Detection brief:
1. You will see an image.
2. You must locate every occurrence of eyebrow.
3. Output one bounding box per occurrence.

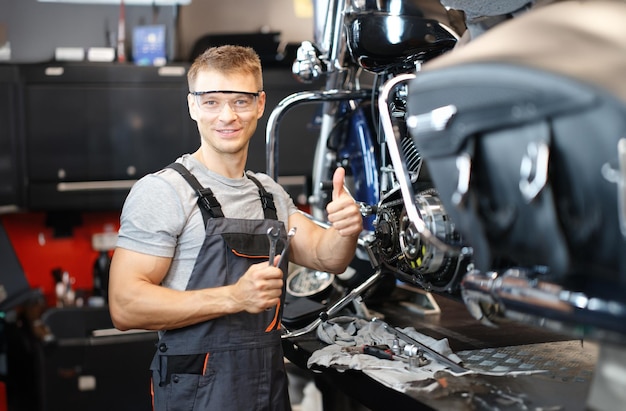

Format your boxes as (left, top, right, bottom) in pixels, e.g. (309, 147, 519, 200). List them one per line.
(189, 90, 261, 96)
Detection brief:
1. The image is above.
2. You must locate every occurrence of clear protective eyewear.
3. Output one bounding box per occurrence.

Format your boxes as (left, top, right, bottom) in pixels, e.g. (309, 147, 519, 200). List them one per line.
(190, 90, 261, 114)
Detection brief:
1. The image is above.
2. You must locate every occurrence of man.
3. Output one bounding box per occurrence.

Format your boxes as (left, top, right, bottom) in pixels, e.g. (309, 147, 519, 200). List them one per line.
(108, 45, 362, 410)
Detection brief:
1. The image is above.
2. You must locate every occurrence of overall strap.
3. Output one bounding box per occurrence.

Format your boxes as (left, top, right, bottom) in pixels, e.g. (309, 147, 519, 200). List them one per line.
(245, 172, 278, 220)
(165, 162, 224, 223)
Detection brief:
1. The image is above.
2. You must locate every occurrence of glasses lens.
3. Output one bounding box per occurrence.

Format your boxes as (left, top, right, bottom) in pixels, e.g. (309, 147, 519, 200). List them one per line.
(194, 92, 258, 113)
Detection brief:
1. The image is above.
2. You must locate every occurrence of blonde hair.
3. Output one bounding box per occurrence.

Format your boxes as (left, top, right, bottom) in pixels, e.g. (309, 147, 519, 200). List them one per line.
(187, 45, 263, 91)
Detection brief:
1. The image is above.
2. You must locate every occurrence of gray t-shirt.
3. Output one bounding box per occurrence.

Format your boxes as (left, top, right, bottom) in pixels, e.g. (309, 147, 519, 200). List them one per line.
(116, 153, 299, 290)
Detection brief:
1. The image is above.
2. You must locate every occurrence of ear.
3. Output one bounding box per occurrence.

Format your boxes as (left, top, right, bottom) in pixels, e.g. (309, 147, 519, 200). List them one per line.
(256, 91, 266, 119)
(188, 93, 199, 121)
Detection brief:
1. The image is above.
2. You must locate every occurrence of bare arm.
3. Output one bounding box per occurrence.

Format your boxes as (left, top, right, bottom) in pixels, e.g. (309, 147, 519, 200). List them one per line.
(108, 247, 283, 331)
(288, 167, 363, 273)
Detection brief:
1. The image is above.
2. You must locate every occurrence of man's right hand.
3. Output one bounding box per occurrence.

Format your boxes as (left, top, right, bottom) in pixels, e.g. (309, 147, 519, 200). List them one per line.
(231, 258, 283, 313)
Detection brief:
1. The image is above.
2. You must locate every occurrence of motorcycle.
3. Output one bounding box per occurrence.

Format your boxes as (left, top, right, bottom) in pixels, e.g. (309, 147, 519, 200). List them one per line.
(268, 1, 626, 409)
(266, 0, 466, 332)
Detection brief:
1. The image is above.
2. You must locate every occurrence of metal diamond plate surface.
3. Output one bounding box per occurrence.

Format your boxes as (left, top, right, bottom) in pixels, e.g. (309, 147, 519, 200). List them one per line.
(456, 340, 598, 383)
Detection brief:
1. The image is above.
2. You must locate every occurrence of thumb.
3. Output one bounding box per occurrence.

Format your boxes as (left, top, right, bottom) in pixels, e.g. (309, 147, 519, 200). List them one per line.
(332, 167, 346, 201)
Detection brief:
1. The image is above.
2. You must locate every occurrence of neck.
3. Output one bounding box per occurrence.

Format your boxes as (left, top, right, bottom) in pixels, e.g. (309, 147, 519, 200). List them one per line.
(193, 148, 246, 179)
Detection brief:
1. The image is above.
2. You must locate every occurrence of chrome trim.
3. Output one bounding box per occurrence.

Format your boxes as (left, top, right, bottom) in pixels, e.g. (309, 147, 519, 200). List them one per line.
(406, 104, 457, 133)
(519, 140, 549, 203)
(461, 268, 626, 343)
(452, 153, 471, 208)
(618, 138, 626, 237)
(292, 41, 324, 83)
(378, 73, 463, 256)
(265, 88, 371, 180)
(281, 268, 383, 339)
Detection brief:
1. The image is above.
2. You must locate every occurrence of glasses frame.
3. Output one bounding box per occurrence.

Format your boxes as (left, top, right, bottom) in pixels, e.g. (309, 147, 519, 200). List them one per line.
(189, 90, 263, 114)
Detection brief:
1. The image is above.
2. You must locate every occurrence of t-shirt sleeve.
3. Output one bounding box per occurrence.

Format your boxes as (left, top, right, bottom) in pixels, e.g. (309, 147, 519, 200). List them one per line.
(116, 173, 187, 258)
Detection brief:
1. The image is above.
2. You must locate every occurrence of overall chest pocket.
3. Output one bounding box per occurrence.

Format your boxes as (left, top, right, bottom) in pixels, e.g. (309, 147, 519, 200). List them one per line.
(222, 232, 283, 259)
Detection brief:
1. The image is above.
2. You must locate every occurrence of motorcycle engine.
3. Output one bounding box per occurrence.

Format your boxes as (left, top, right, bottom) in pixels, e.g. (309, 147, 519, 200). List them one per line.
(370, 182, 466, 294)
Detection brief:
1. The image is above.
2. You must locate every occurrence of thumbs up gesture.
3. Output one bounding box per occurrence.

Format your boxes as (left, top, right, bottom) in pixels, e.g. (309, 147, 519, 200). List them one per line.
(326, 167, 363, 237)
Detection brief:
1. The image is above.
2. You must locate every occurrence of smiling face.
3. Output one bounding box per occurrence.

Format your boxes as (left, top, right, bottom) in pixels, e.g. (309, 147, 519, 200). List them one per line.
(188, 69, 266, 161)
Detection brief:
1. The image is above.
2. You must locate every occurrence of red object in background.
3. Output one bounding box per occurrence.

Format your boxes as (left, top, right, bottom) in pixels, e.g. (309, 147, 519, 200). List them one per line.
(2, 204, 309, 308)
(1, 211, 120, 307)
(0, 381, 6, 411)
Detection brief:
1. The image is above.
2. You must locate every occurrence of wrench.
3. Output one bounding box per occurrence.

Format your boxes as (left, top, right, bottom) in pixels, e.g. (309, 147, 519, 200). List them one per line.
(267, 227, 280, 266)
(265, 226, 287, 312)
(276, 227, 297, 267)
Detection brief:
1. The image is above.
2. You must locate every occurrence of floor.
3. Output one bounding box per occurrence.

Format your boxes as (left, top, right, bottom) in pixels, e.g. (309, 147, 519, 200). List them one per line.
(289, 380, 323, 411)
(287, 360, 372, 411)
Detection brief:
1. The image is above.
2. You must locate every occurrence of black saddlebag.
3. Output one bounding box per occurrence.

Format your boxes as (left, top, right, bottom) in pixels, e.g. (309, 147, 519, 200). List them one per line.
(406, 1, 626, 297)
(407, 62, 626, 290)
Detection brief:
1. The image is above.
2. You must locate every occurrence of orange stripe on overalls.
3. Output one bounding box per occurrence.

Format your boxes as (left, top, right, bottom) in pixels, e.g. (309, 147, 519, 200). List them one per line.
(265, 301, 281, 332)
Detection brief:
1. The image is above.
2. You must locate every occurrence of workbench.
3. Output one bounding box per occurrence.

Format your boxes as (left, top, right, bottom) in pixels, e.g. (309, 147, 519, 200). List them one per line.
(282, 285, 599, 411)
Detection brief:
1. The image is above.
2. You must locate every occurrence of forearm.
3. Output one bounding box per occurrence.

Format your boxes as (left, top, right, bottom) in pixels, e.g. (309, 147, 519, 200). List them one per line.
(289, 209, 361, 274)
(287, 166, 363, 273)
(109, 247, 283, 331)
(110, 280, 239, 331)
(305, 226, 359, 274)
(321, 227, 359, 273)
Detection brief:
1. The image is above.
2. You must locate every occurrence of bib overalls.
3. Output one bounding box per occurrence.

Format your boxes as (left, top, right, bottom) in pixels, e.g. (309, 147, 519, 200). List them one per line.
(150, 163, 291, 411)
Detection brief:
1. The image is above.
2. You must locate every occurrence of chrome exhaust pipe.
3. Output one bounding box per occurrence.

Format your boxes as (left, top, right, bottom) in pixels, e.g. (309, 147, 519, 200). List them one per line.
(461, 268, 626, 345)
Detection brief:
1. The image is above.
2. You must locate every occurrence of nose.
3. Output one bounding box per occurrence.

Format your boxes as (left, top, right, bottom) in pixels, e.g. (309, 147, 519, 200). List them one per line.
(217, 101, 238, 120)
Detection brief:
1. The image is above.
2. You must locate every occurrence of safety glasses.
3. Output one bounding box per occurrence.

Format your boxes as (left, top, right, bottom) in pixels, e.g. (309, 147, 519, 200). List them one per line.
(190, 90, 262, 114)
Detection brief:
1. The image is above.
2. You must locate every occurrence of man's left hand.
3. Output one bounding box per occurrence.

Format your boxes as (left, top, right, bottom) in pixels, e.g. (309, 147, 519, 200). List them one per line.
(326, 167, 363, 237)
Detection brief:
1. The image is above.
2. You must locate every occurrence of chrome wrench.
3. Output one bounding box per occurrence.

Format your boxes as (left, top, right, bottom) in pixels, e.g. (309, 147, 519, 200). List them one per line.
(276, 227, 297, 267)
(267, 227, 280, 266)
